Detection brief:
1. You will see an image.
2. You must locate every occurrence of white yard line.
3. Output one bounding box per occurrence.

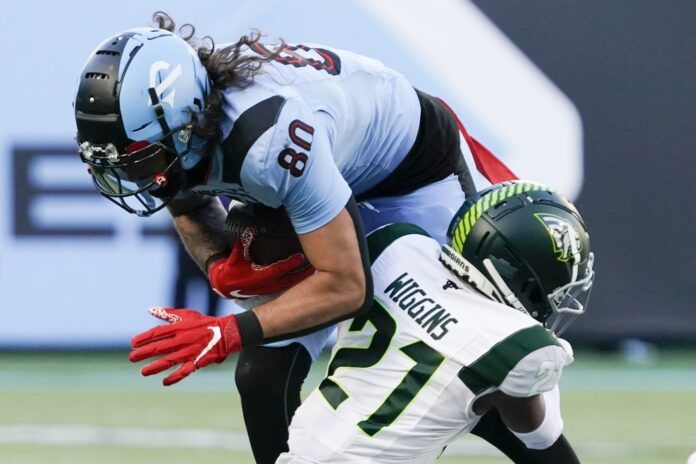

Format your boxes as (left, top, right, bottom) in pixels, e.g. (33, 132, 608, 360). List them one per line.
(0, 424, 249, 450)
(0, 424, 638, 458)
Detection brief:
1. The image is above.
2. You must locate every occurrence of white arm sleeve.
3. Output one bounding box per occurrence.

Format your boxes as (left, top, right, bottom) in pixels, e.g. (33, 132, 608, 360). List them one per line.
(511, 385, 564, 449)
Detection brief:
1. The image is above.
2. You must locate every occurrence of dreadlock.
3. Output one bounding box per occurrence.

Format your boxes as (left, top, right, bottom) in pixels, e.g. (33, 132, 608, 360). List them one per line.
(152, 11, 285, 152)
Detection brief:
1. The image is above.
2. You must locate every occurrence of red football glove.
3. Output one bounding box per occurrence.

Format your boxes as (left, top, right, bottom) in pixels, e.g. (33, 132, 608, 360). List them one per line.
(208, 227, 315, 300)
(129, 307, 242, 386)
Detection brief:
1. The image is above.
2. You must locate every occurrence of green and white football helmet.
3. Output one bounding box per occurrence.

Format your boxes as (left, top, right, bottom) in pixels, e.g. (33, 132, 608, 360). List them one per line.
(440, 180, 594, 335)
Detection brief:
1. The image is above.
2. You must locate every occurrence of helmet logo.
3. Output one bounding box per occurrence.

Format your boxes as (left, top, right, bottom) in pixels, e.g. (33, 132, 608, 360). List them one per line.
(149, 61, 182, 108)
(79, 141, 119, 161)
(153, 173, 168, 187)
(535, 213, 582, 263)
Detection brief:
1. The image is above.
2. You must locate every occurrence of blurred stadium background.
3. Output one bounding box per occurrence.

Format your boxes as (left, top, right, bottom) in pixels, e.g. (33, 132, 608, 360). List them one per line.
(1, 1, 694, 463)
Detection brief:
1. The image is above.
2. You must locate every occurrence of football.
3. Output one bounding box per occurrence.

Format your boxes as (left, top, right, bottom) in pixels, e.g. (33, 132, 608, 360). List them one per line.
(224, 200, 303, 265)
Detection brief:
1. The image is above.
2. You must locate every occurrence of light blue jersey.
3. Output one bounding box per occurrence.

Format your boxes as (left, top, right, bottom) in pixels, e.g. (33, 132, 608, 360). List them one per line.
(188, 42, 421, 234)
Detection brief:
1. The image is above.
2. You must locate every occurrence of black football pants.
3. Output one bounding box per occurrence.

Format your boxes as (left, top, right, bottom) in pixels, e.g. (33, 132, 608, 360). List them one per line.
(235, 343, 312, 464)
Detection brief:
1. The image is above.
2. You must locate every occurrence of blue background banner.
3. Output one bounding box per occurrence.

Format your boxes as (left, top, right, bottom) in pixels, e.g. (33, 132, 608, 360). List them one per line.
(2, 0, 690, 346)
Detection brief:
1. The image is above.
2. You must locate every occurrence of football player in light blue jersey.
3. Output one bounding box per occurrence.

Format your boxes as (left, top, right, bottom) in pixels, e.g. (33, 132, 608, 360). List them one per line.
(74, 12, 515, 463)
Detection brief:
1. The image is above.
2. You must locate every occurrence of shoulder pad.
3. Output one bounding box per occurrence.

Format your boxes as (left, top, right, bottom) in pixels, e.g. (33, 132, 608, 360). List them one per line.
(458, 325, 564, 396)
(367, 223, 430, 264)
(499, 344, 573, 397)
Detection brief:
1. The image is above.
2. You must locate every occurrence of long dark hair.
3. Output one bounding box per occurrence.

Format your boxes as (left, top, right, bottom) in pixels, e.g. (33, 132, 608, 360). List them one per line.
(152, 11, 284, 151)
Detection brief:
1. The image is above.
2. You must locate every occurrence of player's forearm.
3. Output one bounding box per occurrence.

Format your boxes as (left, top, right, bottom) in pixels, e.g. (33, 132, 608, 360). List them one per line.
(168, 196, 229, 274)
(253, 266, 366, 339)
(253, 200, 373, 341)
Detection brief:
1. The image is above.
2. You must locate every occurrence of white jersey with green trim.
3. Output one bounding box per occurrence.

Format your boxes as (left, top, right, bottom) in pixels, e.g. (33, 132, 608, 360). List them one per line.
(280, 224, 574, 464)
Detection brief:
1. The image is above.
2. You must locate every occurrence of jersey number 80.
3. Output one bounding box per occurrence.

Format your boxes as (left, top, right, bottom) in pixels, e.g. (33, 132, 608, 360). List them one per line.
(278, 119, 314, 177)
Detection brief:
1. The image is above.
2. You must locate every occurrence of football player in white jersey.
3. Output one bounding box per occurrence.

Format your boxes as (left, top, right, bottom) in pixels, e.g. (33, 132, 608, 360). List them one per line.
(74, 12, 515, 463)
(278, 180, 593, 464)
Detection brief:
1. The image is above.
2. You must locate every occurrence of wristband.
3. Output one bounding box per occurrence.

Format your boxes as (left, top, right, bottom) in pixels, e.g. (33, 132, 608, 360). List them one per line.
(236, 310, 264, 347)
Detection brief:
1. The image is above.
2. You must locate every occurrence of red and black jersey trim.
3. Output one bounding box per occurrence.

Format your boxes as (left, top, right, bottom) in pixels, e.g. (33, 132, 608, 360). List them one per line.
(221, 95, 287, 185)
(356, 89, 478, 201)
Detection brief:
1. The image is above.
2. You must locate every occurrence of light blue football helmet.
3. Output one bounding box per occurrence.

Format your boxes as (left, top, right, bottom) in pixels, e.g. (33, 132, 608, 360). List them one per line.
(74, 27, 210, 216)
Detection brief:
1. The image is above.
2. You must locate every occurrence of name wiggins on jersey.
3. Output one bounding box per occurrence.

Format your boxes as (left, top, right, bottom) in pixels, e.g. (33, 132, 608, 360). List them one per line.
(384, 272, 459, 341)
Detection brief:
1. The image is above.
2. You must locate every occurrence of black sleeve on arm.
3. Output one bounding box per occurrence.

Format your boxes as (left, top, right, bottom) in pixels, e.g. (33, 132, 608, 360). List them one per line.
(471, 410, 580, 464)
(167, 194, 217, 217)
(261, 196, 374, 344)
(531, 434, 581, 464)
(343, 195, 374, 317)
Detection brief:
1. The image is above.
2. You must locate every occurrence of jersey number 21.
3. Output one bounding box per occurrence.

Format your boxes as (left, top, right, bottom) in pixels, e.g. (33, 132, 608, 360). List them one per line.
(319, 302, 445, 436)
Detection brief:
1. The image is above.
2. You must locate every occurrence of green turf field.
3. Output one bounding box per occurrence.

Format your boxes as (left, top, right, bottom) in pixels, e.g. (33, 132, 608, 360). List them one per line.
(0, 350, 694, 464)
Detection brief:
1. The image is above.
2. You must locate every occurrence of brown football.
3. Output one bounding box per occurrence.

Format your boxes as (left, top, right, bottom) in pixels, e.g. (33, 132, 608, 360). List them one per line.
(224, 200, 303, 265)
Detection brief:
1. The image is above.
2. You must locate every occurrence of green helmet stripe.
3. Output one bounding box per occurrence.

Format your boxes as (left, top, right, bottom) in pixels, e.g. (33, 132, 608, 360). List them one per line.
(453, 227, 464, 252)
(449, 181, 555, 251)
(452, 219, 463, 243)
(456, 218, 467, 242)
(463, 208, 472, 236)
(468, 204, 477, 230)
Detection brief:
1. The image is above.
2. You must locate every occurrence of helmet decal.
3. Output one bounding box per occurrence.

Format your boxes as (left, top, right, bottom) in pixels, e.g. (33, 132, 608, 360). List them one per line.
(451, 181, 553, 253)
(534, 213, 582, 264)
(149, 61, 183, 108)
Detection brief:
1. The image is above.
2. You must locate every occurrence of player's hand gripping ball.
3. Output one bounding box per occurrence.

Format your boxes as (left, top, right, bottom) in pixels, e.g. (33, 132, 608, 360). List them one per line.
(129, 307, 243, 386)
(208, 202, 315, 299)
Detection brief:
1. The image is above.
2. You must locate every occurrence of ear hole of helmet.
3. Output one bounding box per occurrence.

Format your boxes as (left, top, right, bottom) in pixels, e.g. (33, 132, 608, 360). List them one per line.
(503, 245, 522, 266)
(494, 242, 551, 322)
(520, 279, 530, 296)
(523, 279, 545, 305)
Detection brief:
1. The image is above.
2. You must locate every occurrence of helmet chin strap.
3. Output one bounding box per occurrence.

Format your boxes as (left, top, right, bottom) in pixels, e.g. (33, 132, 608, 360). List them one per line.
(148, 87, 173, 135)
(439, 245, 530, 317)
